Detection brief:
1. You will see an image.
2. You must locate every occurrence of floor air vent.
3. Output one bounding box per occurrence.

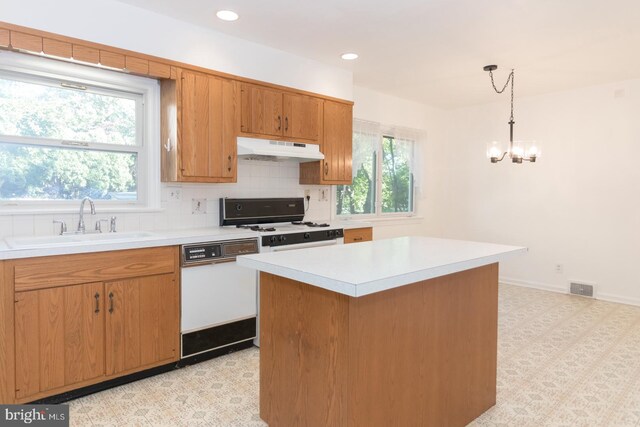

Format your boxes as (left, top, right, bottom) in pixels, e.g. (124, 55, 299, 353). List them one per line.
(570, 282, 594, 297)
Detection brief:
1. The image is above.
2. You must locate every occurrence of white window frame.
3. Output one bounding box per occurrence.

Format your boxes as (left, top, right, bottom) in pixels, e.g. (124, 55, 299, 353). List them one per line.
(333, 122, 418, 220)
(377, 131, 416, 217)
(0, 51, 160, 214)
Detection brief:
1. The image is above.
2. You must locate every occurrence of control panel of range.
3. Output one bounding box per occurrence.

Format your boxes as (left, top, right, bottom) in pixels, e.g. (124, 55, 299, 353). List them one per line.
(182, 238, 259, 266)
(261, 229, 344, 247)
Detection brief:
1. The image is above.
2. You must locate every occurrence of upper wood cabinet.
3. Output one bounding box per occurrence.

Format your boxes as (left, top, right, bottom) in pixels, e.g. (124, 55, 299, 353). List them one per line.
(161, 68, 238, 183)
(300, 100, 353, 185)
(283, 93, 321, 140)
(240, 84, 283, 137)
(240, 84, 322, 142)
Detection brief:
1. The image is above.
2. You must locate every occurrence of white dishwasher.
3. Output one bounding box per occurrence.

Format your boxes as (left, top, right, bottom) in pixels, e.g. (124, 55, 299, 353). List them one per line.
(180, 238, 258, 360)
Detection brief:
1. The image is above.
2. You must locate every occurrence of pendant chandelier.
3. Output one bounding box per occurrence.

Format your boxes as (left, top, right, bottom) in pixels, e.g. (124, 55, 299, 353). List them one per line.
(483, 65, 539, 164)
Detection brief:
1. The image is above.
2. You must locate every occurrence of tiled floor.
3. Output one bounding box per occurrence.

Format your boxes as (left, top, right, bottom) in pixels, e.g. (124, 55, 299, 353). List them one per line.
(68, 284, 640, 426)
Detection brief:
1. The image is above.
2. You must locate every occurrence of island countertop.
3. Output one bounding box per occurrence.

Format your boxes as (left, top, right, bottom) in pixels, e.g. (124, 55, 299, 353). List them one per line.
(237, 236, 527, 297)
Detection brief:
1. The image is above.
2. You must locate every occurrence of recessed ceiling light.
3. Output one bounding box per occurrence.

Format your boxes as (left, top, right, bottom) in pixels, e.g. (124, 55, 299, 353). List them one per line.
(341, 53, 359, 60)
(216, 10, 239, 21)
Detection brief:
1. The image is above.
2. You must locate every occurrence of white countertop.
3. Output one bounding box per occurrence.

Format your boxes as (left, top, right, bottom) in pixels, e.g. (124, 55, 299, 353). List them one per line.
(0, 221, 371, 260)
(237, 236, 527, 297)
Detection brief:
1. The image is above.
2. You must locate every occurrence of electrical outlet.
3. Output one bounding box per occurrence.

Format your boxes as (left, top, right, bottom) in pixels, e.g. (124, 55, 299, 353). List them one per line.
(555, 264, 563, 274)
(167, 186, 181, 201)
(192, 198, 207, 214)
(318, 188, 329, 202)
(304, 189, 311, 198)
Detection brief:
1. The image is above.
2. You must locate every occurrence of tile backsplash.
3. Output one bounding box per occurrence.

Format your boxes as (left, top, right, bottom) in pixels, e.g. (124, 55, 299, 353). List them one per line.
(0, 160, 332, 239)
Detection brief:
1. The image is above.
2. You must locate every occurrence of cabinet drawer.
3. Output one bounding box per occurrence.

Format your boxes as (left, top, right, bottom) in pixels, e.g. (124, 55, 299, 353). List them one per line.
(14, 247, 177, 292)
(343, 228, 373, 244)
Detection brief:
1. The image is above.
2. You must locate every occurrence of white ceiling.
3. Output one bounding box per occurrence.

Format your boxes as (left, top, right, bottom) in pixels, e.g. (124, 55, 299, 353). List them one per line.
(117, 0, 640, 108)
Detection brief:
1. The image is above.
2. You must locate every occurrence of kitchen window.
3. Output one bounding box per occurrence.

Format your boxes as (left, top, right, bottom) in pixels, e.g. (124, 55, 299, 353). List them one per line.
(335, 119, 419, 218)
(0, 52, 160, 212)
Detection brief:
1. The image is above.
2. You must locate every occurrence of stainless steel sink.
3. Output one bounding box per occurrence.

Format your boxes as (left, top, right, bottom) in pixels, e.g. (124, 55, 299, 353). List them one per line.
(5, 231, 158, 249)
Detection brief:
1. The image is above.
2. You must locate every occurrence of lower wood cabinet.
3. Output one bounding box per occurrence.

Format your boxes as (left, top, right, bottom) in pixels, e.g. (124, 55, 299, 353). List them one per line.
(3, 246, 180, 403)
(15, 282, 105, 400)
(343, 227, 373, 244)
(105, 274, 179, 376)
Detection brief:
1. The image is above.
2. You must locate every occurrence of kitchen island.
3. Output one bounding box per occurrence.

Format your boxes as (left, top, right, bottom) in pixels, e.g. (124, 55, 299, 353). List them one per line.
(237, 236, 526, 427)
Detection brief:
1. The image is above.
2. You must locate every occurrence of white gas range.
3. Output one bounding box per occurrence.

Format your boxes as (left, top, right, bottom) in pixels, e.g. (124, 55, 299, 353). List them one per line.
(180, 198, 344, 361)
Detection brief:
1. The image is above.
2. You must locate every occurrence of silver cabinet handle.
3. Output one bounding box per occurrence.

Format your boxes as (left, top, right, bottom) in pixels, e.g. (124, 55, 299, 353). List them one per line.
(164, 137, 172, 152)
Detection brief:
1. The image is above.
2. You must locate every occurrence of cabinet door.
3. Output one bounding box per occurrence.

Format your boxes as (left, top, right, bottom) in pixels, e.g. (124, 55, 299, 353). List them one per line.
(208, 76, 237, 179)
(105, 274, 179, 376)
(283, 93, 320, 141)
(323, 101, 353, 183)
(240, 84, 283, 137)
(179, 70, 237, 180)
(15, 283, 105, 400)
(180, 69, 210, 178)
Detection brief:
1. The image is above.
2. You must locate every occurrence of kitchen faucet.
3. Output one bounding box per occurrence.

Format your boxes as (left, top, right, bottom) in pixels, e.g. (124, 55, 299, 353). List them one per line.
(77, 196, 96, 233)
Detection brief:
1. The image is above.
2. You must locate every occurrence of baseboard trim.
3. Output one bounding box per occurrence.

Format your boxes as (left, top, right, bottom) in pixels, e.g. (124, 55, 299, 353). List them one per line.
(500, 276, 640, 308)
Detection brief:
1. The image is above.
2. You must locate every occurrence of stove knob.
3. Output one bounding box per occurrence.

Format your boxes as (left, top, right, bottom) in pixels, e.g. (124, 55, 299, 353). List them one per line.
(328, 230, 335, 237)
(335, 229, 343, 237)
(278, 235, 287, 242)
(303, 232, 311, 239)
(235, 203, 242, 211)
(270, 236, 277, 243)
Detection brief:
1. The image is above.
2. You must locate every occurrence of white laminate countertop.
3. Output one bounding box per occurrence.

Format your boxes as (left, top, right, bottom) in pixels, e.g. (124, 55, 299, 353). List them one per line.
(0, 221, 371, 260)
(237, 236, 527, 297)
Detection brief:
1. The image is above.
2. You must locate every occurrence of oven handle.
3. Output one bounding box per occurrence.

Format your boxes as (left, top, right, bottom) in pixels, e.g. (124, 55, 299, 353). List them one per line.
(269, 239, 341, 252)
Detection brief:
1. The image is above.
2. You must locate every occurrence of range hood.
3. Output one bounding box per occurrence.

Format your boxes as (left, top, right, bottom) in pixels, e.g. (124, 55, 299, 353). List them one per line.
(236, 137, 324, 162)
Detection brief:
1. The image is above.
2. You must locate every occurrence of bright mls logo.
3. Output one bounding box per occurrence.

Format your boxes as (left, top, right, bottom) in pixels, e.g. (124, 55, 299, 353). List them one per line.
(1, 405, 69, 426)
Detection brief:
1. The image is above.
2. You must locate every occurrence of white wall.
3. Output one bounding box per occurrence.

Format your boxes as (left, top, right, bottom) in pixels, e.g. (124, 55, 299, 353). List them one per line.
(434, 78, 640, 305)
(0, 0, 353, 99)
(351, 86, 446, 239)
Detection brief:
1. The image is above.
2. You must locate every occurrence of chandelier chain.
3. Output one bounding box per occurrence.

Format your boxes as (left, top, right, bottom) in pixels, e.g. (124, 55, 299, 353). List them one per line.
(488, 69, 515, 122)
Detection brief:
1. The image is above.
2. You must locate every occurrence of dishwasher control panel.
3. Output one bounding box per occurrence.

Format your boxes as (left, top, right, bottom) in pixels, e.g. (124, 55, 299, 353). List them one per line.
(182, 238, 258, 266)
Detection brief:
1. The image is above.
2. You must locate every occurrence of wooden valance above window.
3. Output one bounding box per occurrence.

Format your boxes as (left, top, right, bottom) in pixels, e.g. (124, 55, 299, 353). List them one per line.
(0, 21, 352, 106)
(0, 23, 172, 79)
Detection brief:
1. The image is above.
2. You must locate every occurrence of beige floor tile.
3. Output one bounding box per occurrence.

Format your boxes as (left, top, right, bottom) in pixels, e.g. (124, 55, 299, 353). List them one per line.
(67, 284, 640, 427)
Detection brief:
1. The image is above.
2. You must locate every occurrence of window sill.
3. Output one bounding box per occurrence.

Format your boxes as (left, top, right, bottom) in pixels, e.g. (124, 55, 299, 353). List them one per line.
(0, 206, 164, 216)
(336, 215, 424, 227)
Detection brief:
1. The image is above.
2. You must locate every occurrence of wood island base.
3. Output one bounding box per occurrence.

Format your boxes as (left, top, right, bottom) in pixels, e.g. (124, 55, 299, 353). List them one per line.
(259, 263, 499, 427)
